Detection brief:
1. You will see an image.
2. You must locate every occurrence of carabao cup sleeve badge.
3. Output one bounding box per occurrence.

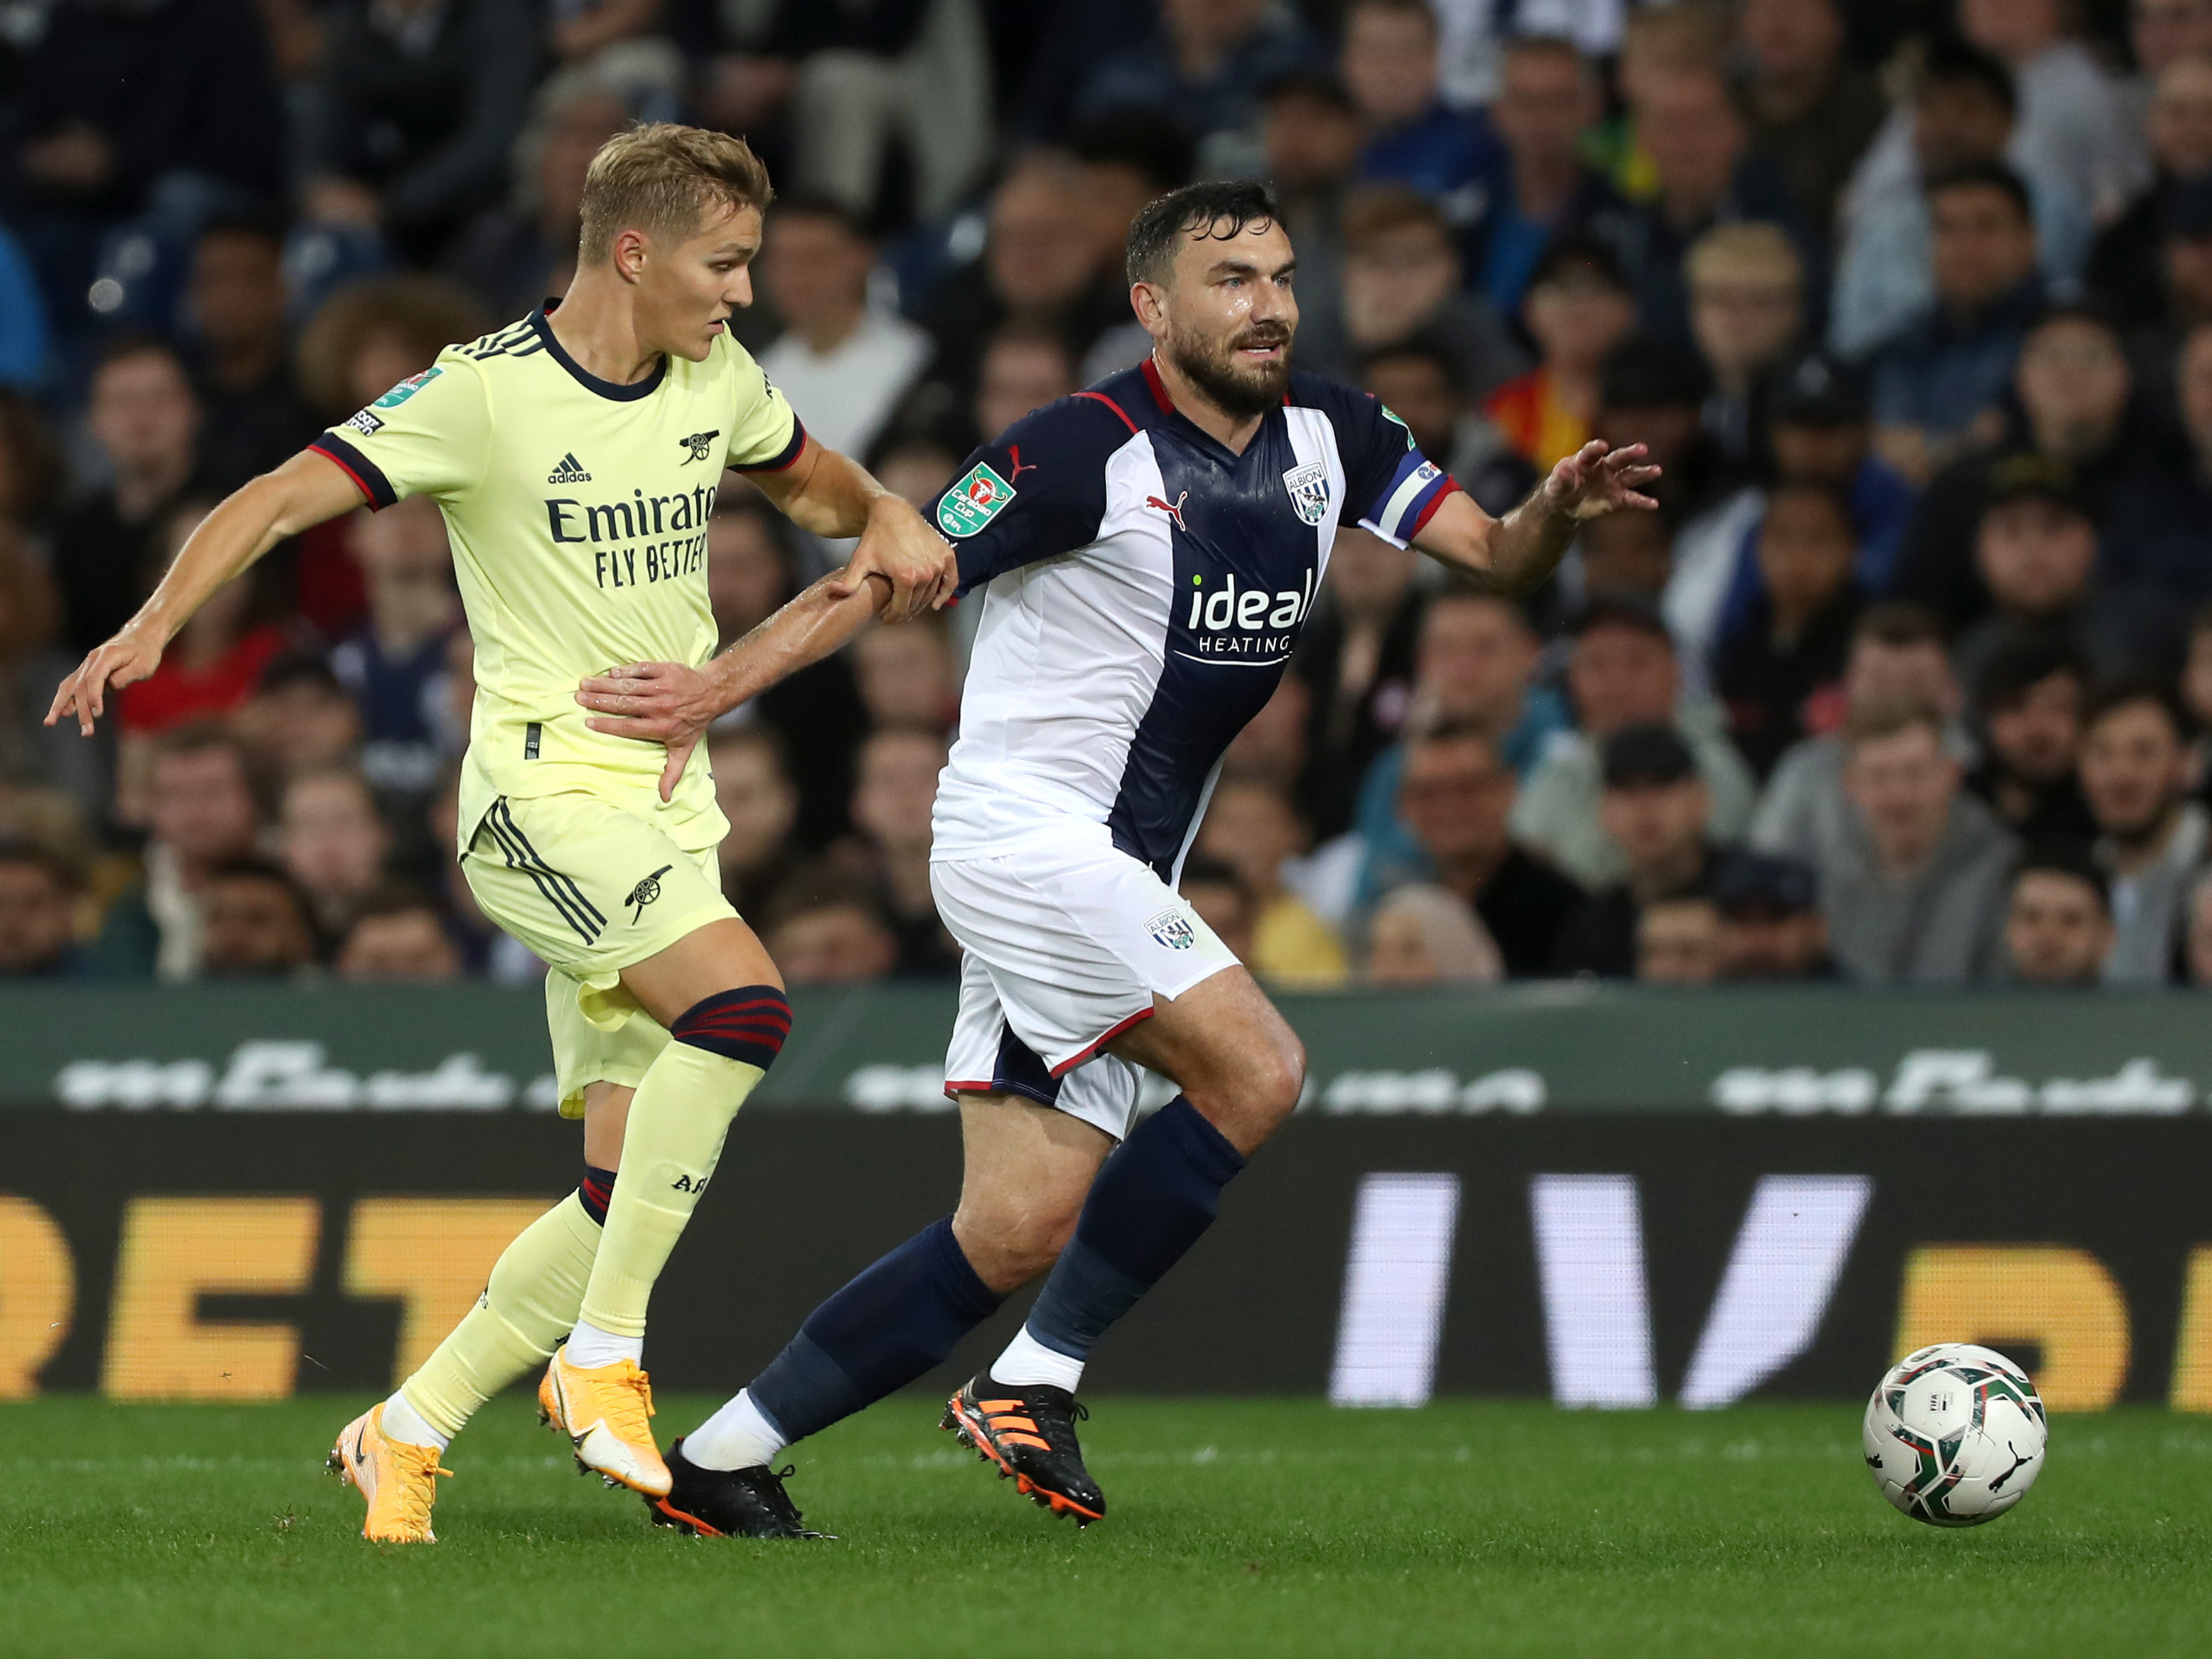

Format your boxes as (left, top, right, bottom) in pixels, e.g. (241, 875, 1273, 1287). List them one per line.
(938, 462, 1018, 537)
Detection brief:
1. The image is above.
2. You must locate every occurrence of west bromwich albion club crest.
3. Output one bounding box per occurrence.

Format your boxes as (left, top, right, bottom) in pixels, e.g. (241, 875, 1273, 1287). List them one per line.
(1146, 908, 1196, 950)
(1282, 461, 1331, 527)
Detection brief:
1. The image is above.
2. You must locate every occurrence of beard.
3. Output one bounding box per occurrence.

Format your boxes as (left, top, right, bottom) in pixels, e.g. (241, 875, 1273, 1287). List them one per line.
(1163, 316, 1294, 419)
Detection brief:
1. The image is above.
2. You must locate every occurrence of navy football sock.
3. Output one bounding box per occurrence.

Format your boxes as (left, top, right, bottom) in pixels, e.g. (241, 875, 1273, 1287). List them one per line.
(1021, 1096, 1245, 1367)
(746, 1216, 1002, 1445)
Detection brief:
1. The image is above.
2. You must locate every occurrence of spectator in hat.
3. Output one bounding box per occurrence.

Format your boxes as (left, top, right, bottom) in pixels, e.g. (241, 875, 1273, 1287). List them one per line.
(1953, 454, 2164, 696)
(1572, 507, 1677, 614)
(1712, 850, 1833, 979)
(1550, 724, 1721, 978)
(1376, 721, 1583, 977)
(1754, 603, 1967, 876)
(1688, 350, 1917, 694)
(1461, 36, 1622, 322)
(1334, 186, 1525, 398)
(2079, 678, 2207, 984)
(1830, 38, 2092, 361)
(2002, 847, 2116, 985)
(1965, 637, 2100, 847)
(1512, 596, 1757, 889)
(1820, 694, 2017, 984)
(1870, 161, 2051, 485)
(1891, 304, 2140, 639)
(1596, 337, 1726, 532)
(1636, 895, 1722, 984)
(2086, 54, 2212, 327)
(1714, 480, 1865, 780)
(1483, 236, 1638, 473)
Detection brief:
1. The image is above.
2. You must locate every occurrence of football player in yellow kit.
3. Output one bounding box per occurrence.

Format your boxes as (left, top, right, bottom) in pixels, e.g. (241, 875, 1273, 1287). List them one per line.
(48, 124, 957, 1543)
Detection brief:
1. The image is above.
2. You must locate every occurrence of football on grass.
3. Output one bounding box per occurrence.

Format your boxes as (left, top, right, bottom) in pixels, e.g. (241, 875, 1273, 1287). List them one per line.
(1863, 1343, 2049, 1527)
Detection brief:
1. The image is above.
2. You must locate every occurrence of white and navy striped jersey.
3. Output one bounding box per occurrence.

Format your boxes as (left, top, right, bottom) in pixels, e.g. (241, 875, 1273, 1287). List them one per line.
(927, 359, 1459, 878)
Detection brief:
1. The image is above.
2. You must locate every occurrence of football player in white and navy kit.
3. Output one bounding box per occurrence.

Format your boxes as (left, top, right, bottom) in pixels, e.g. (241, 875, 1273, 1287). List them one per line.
(577, 181, 1656, 1538)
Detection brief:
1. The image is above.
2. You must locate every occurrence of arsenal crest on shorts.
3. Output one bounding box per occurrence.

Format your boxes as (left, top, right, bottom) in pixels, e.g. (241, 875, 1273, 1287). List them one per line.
(1281, 461, 1331, 527)
(1146, 908, 1196, 950)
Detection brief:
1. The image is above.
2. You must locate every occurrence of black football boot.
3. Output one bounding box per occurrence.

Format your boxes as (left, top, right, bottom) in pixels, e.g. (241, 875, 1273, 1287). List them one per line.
(645, 1439, 833, 1540)
(941, 1374, 1106, 1525)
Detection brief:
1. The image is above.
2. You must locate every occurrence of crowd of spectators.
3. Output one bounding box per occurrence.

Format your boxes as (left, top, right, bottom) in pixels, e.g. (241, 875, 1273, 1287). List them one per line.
(6, 0, 2212, 995)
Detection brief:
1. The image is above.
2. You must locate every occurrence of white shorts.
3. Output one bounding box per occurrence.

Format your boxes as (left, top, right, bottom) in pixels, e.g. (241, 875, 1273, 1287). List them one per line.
(933, 834, 1240, 1140)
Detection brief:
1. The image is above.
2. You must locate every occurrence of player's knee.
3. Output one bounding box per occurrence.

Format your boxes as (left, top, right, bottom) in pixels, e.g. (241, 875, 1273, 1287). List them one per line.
(953, 1196, 1080, 1293)
(1233, 1036, 1305, 1132)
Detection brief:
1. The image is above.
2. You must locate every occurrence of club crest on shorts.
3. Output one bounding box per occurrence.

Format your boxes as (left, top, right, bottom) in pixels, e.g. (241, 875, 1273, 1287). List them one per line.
(1145, 908, 1196, 950)
(1282, 461, 1331, 526)
(626, 864, 673, 922)
(938, 461, 1017, 538)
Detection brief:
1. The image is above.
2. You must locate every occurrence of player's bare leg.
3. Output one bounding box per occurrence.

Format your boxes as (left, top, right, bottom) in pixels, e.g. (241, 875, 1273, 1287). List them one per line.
(947, 967, 1303, 1523)
(332, 1081, 633, 1540)
(542, 918, 790, 1497)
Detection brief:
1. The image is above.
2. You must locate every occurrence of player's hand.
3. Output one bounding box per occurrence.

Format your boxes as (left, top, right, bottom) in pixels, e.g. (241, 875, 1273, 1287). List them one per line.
(45, 626, 163, 736)
(576, 660, 720, 802)
(831, 495, 957, 623)
(1542, 440, 1660, 522)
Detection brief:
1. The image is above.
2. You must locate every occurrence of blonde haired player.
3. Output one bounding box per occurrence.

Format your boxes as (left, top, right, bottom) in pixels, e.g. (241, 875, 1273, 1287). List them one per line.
(48, 125, 956, 1544)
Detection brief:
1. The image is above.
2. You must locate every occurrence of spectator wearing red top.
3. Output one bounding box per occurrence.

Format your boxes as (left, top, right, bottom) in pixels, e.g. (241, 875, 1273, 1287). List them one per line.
(116, 500, 289, 737)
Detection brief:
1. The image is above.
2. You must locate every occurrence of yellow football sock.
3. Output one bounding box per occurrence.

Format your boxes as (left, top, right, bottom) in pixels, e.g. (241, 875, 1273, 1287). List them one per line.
(576, 1040, 763, 1339)
(399, 1192, 600, 1438)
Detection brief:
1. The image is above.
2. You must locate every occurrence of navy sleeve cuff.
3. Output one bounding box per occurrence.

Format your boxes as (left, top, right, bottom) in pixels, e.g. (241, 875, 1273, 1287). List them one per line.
(308, 433, 396, 509)
(731, 416, 807, 474)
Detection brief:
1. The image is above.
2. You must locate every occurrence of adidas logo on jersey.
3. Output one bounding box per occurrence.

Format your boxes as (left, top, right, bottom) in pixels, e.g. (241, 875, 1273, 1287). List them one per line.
(547, 453, 593, 483)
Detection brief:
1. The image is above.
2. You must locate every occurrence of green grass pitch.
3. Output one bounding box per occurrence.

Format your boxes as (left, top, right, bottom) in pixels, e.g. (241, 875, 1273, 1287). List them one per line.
(4, 1395, 2209, 1658)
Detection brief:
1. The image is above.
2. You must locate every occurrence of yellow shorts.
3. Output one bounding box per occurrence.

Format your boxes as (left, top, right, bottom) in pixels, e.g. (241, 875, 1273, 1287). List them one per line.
(461, 792, 737, 1117)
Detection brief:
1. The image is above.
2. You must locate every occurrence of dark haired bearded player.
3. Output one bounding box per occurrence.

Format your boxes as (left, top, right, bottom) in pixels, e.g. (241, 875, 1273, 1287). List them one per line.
(578, 179, 1659, 1538)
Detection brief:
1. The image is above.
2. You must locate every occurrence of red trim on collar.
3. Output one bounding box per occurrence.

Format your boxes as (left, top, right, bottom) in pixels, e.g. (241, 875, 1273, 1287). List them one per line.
(1140, 357, 1176, 414)
(1073, 390, 1137, 433)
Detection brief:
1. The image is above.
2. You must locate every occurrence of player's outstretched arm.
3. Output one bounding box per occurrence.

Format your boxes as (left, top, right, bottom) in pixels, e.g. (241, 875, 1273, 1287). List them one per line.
(578, 564, 901, 802)
(44, 449, 366, 736)
(748, 434, 956, 623)
(1411, 440, 1659, 597)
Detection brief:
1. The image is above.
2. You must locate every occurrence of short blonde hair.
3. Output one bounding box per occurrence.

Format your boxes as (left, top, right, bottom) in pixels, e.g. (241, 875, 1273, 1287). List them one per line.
(578, 124, 774, 265)
(1686, 222, 1803, 294)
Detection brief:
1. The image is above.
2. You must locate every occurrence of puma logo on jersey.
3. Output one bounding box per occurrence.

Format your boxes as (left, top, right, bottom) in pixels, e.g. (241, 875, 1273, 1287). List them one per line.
(1006, 445, 1039, 483)
(1146, 490, 1188, 530)
(548, 453, 592, 483)
(677, 430, 720, 463)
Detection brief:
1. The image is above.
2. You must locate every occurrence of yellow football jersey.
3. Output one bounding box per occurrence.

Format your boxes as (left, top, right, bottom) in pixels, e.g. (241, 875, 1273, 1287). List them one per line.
(311, 307, 804, 852)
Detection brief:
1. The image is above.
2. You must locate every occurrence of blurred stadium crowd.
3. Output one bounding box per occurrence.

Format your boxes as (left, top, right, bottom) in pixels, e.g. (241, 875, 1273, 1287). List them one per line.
(4, 0, 2212, 992)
